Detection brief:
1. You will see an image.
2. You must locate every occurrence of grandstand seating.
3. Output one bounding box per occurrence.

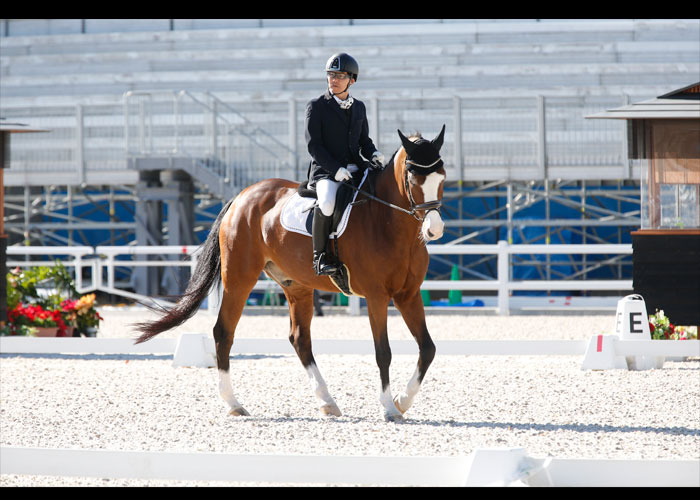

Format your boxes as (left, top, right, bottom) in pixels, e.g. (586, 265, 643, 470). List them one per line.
(2, 20, 698, 100)
(1, 19, 698, 190)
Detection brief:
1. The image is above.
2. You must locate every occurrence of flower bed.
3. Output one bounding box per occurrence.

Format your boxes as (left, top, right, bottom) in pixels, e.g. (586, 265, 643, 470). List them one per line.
(8, 303, 70, 336)
(2, 262, 103, 337)
(649, 309, 697, 341)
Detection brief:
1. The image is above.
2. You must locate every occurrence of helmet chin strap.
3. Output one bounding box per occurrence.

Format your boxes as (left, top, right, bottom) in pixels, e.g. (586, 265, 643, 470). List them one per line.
(329, 82, 349, 96)
(329, 80, 354, 109)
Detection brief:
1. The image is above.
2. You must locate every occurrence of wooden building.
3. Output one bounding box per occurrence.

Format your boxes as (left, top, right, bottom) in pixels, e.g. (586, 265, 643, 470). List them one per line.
(0, 120, 49, 325)
(589, 83, 700, 325)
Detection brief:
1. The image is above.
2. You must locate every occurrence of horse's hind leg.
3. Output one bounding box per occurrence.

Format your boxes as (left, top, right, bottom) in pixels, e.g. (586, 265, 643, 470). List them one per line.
(213, 312, 249, 416)
(214, 273, 260, 417)
(284, 284, 341, 417)
(391, 289, 436, 416)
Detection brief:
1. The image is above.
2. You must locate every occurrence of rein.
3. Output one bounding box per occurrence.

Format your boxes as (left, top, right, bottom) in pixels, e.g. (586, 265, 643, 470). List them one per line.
(345, 157, 443, 222)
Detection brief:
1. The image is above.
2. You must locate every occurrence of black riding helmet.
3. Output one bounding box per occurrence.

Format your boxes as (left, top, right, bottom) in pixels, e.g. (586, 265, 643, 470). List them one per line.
(325, 52, 359, 81)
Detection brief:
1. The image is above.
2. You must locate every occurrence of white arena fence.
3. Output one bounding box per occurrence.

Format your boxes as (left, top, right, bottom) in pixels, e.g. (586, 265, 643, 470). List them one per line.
(6, 241, 633, 315)
(2, 445, 699, 487)
(2, 242, 697, 487)
(1, 334, 699, 486)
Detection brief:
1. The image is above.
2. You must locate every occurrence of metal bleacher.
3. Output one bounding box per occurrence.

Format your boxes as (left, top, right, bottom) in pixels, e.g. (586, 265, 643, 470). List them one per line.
(2, 20, 698, 186)
(1, 19, 699, 296)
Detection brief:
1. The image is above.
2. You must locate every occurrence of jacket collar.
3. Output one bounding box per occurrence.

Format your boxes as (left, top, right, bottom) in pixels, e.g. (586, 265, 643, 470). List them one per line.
(323, 90, 354, 123)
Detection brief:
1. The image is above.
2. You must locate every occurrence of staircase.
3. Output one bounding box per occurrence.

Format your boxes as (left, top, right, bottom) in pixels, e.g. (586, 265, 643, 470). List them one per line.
(124, 89, 301, 200)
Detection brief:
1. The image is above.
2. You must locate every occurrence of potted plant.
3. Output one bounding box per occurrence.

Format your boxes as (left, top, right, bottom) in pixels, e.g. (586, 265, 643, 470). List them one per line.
(6, 303, 69, 336)
(59, 294, 103, 337)
(3, 262, 103, 337)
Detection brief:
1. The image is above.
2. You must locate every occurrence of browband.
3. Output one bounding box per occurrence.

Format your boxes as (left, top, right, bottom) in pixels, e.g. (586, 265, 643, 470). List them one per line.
(405, 157, 444, 175)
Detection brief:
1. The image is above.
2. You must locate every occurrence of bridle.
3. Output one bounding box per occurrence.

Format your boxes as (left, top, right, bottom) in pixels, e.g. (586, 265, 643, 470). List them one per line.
(403, 157, 444, 219)
(346, 155, 444, 222)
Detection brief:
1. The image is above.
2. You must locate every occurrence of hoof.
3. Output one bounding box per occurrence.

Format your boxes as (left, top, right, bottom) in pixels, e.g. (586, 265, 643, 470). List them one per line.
(393, 396, 407, 415)
(228, 406, 250, 416)
(320, 403, 342, 417)
(384, 411, 405, 423)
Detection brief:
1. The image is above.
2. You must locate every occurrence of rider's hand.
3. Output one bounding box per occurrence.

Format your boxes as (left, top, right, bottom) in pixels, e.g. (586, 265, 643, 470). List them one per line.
(371, 151, 385, 169)
(334, 167, 352, 182)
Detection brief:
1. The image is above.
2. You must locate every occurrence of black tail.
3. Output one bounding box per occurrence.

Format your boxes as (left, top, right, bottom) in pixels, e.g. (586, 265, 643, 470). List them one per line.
(133, 199, 233, 344)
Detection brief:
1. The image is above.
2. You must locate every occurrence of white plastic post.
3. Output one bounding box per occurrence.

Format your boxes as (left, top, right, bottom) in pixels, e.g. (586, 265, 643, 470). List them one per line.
(615, 294, 664, 370)
(581, 334, 628, 370)
(207, 283, 221, 316)
(348, 296, 361, 316)
(497, 240, 510, 316)
(464, 448, 533, 486)
(172, 333, 216, 368)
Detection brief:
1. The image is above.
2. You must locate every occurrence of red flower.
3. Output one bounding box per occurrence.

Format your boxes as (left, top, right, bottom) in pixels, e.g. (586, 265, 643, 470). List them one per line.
(8, 303, 67, 334)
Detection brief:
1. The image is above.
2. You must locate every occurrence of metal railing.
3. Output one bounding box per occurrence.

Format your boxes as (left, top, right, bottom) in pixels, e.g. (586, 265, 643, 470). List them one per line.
(6, 242, 633, 316)
(123, 90, 301, 198)
(4, 91, 632, 189)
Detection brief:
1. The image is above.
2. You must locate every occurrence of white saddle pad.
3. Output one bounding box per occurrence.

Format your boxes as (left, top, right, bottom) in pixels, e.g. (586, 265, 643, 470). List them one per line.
(281, 170, 368, 239)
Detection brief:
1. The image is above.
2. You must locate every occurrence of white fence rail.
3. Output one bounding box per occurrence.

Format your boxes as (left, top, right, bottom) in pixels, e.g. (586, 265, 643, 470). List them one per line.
(2, 335, 698, 359)
(6, 241, 633, 315)
(2, 445, 698, 487)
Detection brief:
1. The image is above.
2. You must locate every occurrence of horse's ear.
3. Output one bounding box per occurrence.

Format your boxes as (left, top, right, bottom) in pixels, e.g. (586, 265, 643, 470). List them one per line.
(431, 124, 446, 151)
(398, 129, 417, 155)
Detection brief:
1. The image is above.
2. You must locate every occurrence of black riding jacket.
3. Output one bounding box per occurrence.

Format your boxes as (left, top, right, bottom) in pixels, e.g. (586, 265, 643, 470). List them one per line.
(304, 90, 378, 184)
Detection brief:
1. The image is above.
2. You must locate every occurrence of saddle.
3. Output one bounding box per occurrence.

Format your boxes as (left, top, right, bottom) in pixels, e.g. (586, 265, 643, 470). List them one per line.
(281, 168, 379, 297)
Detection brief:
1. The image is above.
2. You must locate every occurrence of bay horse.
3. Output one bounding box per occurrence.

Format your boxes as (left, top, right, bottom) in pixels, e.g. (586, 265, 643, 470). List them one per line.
(134, 125, 447, 422)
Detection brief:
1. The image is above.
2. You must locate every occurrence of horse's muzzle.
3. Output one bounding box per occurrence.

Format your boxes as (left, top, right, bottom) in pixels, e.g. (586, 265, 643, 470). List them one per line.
(422, 209, 444, 241)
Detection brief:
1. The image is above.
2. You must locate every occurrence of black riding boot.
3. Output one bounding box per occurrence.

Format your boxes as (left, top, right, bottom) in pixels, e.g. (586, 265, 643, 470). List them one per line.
(312, 207, 338, 276)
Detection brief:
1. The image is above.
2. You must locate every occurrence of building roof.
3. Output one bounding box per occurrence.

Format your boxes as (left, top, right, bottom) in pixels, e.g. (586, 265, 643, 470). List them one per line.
(587, 82, 700, 120)
(0, 118, 49, 133)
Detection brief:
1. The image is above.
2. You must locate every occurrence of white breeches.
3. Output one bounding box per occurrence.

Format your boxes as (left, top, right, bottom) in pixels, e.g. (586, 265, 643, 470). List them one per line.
(316, 164, 358, 216)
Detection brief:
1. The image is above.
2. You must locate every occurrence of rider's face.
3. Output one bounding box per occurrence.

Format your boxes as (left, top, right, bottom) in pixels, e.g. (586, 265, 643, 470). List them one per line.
(327, 72, 354, 96)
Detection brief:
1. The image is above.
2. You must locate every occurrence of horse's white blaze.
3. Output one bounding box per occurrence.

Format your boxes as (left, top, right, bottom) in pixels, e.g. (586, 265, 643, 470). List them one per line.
(218, 369, 245, 411)
(420, 172, 445, 241)
(395, 366, 422, 413)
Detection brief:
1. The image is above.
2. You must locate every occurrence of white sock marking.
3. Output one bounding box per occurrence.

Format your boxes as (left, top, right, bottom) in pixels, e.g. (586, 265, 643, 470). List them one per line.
(218, 369, 244, 410)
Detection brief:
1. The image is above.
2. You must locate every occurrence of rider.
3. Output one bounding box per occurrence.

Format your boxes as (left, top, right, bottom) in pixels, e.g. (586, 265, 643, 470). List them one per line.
(305, 52, 384, 275)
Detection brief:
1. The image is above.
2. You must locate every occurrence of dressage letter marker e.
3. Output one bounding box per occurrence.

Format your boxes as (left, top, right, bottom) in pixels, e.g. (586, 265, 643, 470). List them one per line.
(582, 294, 664, 371)
(629, 312, 644, 335)
(615, 294, 662, 370)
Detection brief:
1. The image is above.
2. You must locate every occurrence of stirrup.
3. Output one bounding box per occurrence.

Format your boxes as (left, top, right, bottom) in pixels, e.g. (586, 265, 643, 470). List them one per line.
(314, 252, 338, 276)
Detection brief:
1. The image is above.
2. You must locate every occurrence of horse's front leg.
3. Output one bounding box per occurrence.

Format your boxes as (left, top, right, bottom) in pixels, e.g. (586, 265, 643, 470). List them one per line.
(392, 289, 436, 416)
(366, 295, 404, 422)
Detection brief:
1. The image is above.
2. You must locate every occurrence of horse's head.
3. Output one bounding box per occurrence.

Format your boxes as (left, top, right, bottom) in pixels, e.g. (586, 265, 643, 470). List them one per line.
(398, 125, 446, 242)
